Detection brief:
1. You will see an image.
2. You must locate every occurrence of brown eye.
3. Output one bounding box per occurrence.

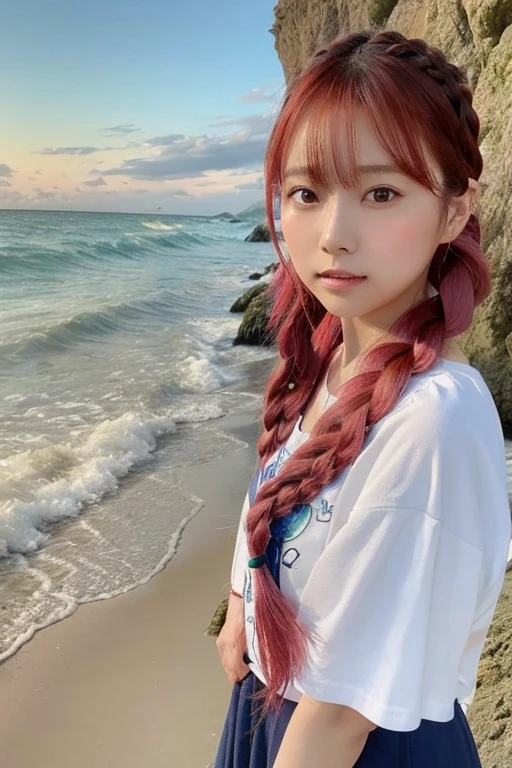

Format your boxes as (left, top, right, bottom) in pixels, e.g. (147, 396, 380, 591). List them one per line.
(367, 187, 398, 204)
(290, 187, 318, 205)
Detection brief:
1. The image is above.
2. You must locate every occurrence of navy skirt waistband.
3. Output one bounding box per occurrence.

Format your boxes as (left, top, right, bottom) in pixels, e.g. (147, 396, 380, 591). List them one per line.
(213, 672, 482, 767)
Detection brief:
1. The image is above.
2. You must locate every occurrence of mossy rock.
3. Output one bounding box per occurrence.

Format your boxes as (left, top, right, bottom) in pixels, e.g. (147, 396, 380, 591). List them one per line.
(204, 597, 228, 637)
(233, 293, 275, 346)
(230, 282, 269, 313)
(466, 570, 512, 763)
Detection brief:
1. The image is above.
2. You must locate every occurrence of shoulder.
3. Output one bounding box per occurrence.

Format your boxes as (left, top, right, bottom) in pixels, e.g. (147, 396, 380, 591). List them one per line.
(375, 360, 502, 448)
(346, 362, 509, 544)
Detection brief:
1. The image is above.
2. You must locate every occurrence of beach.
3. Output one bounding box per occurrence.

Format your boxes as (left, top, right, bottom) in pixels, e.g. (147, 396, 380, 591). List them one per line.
(1, 210, 512, 766)
(0, 400, 263, 768)
(0, 207, 278, 767)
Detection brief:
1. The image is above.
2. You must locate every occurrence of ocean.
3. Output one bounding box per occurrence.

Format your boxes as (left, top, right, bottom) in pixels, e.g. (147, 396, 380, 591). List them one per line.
(0, 208, 277, 662)
(1, 208, 511, 665)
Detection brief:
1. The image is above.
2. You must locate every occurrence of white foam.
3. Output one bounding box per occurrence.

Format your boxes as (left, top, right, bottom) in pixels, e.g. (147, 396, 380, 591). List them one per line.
(0, 497, 204, 664)
(141, 221, 183, 231)
(169, 399, 226, 424)
(187, 316, 241, 344)
(0, 411, 178, 557)
(179, 354, 238, 393)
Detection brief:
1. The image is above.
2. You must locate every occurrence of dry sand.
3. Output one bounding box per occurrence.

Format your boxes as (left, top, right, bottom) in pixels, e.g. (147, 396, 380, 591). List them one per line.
(0, 408, 262, 768)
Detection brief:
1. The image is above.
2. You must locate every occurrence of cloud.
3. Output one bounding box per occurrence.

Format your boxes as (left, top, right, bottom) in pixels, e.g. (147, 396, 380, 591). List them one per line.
(237, 86, 279, 103)
(37, 146, 101, 156)
(0, 179, 12, 187)
(32, 187, 60, 199)
(145, 134, 187, 147)
(102, 123, 268, 181)
(0, 163, 14, 177)
(35, 143, 144, 156)
(207, 113, 272, 136)
(100, 124, 140, 137)
(82, 176, 107, 187)
(234, 177, 264, 192)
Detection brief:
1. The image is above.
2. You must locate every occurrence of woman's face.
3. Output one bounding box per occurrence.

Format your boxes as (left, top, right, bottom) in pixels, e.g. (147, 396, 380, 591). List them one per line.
(280, 110, 458, 330)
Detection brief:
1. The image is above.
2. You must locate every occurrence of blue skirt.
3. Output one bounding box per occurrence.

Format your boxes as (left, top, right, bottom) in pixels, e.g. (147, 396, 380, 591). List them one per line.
(213, 672, 482, 767)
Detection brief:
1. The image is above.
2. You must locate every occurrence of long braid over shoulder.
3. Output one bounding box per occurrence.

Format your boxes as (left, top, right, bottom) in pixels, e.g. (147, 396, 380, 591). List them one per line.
(244, 29, 491, 717)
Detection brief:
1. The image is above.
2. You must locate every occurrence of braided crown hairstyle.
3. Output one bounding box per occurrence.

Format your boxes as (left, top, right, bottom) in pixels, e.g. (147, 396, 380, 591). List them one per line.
(245, 29, 491, 716)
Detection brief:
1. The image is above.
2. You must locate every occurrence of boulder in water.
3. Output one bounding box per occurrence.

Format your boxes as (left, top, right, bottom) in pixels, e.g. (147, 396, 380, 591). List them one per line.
(230, 282, 269, 313)
(233, 293, 275, 346)
(245, 222, 271, 242)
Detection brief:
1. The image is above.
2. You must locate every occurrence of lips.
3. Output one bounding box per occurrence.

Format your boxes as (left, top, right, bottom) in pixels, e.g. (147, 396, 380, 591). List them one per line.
(319, 270, 366, 279)
(319, 274, 367, 292)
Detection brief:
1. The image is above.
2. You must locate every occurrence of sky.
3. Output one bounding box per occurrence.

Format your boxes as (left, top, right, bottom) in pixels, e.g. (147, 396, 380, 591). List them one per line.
(0, 0, 285, 215)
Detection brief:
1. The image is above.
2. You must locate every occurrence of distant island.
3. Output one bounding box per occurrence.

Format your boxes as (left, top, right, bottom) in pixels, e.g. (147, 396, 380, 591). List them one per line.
(209, 211, 242, 223)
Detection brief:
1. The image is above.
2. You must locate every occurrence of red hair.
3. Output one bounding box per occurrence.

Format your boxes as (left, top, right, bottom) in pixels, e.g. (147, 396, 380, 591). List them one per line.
(245, 29, 490, 718)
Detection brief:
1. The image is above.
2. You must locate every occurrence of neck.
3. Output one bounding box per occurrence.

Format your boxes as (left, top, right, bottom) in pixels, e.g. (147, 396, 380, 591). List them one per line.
(339, 318, 388, 368)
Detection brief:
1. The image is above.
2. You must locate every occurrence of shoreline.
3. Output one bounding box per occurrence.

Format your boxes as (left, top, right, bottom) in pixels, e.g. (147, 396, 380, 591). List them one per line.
(0, 349, 510, 766)
(0, 405, 263, 768)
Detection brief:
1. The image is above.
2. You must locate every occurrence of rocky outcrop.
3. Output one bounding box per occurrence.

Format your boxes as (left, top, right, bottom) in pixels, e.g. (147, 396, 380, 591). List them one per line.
(229, 282, 269, 313)
(244, 222, 271, 242)
(467, 570, 512, 764)
(233, 292, 275, 346)
(230, 263, 279, 342)
(271, 0, 512, 434)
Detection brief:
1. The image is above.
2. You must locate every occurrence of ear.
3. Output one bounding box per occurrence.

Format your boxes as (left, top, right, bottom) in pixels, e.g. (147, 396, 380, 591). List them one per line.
(439, 178, 480, 243)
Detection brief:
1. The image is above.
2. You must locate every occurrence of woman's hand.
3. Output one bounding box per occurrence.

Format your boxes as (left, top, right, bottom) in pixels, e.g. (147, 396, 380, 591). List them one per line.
(216, 593, 250, 685)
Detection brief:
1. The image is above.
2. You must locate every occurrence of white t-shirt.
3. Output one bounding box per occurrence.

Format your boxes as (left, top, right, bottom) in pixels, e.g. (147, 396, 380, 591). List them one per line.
(230, 359, 511, 732)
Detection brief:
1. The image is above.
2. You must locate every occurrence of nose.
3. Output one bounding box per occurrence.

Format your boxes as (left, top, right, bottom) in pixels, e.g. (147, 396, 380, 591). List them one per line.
(318, 194, 355, 255)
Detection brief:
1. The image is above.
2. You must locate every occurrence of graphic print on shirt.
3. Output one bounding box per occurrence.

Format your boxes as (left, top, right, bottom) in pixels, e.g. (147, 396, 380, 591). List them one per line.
(266, 503, 312, 583)
(245, 568, 253, 604)
(316, 498, 334, 523)
(247, 442, 334, 585)
(266, 498, 335, 585)
(244, 497, 333, 669)
(247, 464, 262, 507)
(261, 445, 291, 484)
(246, 614, 259, 663)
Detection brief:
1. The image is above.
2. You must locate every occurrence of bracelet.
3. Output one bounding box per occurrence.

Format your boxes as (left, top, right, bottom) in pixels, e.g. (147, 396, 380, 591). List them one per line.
(229, 587, 244, 599)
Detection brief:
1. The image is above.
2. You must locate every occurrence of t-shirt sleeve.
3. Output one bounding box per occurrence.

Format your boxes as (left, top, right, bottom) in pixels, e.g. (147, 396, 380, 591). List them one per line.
(293, 505, 483, 731)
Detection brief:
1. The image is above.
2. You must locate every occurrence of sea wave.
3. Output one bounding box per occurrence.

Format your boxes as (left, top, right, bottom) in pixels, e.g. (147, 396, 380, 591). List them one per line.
(141, 220, 184, 231)
(0, 224, 235, 278)
(0, 399, 228, 560)
(2, 290, 191, 358)
(0, 411, 177, 557)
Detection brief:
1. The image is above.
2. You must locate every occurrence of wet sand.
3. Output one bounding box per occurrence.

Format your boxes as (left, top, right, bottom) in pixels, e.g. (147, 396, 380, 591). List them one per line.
(0, 406, 262, 768)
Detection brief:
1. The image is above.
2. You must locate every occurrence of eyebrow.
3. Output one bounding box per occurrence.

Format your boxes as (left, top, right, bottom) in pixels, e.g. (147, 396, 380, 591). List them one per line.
(283, 163, 404, 179)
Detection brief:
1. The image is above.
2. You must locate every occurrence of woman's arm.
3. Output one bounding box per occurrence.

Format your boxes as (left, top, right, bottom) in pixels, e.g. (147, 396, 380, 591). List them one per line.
(274, 694, 376, 768)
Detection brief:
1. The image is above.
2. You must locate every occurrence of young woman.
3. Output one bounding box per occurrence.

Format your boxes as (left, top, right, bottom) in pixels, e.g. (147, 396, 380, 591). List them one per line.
(214, 28, 511, 767)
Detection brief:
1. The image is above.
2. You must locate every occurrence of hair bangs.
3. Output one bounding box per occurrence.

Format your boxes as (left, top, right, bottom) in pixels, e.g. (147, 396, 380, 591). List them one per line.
(271, 64, 448, 215)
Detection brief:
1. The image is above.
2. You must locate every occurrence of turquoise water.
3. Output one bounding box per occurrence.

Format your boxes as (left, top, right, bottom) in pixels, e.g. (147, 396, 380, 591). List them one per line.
(0, 208, 277, 661)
